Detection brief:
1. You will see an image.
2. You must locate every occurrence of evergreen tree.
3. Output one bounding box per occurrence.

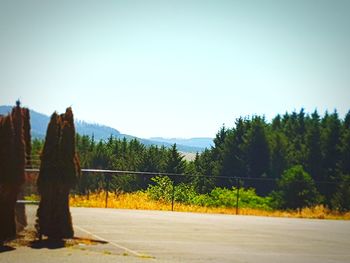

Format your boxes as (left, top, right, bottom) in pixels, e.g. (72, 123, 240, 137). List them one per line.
(11, 104, 26, 185)
(305, 110, 323, 181)
(0, 103, 30, 242)
(140, 145, 164, 172)
(31, 107, 350, 211)
(344, 110, 350, 130)
(22, 108, 32, 168)
(192, 150, 216, 193)
(270, 132, 288, 178)
(221, 118, 248, 179)
(322, 111, 341, 180)
(339, 112, 350, 175)
(0, 115, 15, 183)
(213, 125, 227, 156)
(271, 114, 282, 131)
(246, 117, 270, 178)
(36, 108, 80, 240)
(283, 111, 307, 166)
(0, 115, 16, 243)
(165, 144, 186, 174)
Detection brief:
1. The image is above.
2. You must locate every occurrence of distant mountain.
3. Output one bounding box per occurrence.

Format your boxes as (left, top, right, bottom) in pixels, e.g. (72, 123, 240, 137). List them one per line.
(0, 105, 122, 140)
(0, 105, 211, 152)
(150, 137, 213, 149)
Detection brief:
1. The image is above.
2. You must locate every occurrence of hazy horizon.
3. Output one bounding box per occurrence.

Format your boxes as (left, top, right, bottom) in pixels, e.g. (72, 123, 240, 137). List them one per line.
(1, 0, 349, 138)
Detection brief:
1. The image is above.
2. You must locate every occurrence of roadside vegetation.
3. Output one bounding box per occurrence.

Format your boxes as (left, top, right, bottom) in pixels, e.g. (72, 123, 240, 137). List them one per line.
(28, 108, 350, 218)
(68, 191, 350, 220)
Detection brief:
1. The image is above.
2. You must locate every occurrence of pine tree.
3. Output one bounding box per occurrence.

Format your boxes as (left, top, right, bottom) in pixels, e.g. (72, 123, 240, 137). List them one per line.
(193, 150, 216, 193)
(322, 111, 341, 180)
(221, 118, 248, 179)
(344, 110, 350, 130)
(140, 146, 163, 172)
(283, 111, 307, 166)
(339, 111, 350, 175)
(246, 117, 270, 178)
(305, 111, 323, 181)
(270, 132, 288, 178)
(165, 144, 186, 174)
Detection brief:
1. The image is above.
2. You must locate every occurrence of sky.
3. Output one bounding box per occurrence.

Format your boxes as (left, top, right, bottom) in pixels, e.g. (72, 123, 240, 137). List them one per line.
(0, 0, 349, 138)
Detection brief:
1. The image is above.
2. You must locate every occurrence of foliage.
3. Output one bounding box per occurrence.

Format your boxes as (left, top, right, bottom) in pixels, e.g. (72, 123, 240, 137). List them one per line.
(331, 175, 350, 212)
(192, 187, 272, 210)
(272, 165, 321, 210)
(246, 117, 270, 178)
(146, 176, 272, 210)
(147, 176, 173, 202)
(146, 176, 197, 204)
(31, 108, 350, 212)
(194, 108, 349, 209)
(68, 192, 350, 220)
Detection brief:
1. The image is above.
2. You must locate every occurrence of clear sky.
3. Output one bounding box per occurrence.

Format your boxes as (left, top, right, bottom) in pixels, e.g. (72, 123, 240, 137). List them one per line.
(1, 0, 349, 138)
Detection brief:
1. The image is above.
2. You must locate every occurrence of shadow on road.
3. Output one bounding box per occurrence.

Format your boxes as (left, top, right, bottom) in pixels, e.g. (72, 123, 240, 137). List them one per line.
(29, 237, 108, 250)
(0, 245, 16, 253)
(30, 239, 65, 249)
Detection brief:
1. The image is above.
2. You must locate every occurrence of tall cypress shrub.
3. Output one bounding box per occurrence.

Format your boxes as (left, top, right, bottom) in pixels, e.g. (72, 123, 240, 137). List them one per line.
(0, 115, 16, 243)
(22, 108, 32, 168)
(0, 102, 29, 243)
(36, 108, 80, 240)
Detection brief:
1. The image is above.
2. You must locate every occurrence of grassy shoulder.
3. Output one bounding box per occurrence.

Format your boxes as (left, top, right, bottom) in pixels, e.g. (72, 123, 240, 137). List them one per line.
(68, 191, 350, 220)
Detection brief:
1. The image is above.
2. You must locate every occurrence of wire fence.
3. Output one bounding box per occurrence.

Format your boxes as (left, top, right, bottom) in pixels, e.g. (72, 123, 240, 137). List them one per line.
(22, 168, 340, 214)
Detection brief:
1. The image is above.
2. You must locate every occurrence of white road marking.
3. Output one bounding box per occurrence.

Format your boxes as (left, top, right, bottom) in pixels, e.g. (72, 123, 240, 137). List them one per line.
(75, 225, 145, 257)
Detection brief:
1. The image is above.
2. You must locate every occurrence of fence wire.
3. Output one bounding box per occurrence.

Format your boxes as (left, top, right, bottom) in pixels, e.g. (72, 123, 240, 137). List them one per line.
(22, 168, 340, 213)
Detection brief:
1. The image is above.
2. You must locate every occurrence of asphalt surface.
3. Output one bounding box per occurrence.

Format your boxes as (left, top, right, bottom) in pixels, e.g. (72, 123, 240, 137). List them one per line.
(1, 205, 350, 263)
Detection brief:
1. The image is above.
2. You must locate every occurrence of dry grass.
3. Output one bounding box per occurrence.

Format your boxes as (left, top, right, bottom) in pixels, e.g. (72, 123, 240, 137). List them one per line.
(69, 191, 350, 220)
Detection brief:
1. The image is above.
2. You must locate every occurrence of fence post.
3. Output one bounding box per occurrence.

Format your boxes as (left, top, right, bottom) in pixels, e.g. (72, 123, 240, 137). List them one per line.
(105, 173, 110, 208)
(171, 179, 175, 211)
(236, 178, 240, 215)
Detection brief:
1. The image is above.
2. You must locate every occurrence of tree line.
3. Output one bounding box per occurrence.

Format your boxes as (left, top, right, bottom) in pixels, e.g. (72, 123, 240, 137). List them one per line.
(193, 109, 350, 210)
(30, 108, 350, 212)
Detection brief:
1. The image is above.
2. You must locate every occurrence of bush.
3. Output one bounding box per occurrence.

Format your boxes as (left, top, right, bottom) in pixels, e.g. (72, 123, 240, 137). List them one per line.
(192, 187, 272, 210)
(146, 176, 197, 204)
(331, 174, 350, 212)
(147, 176, 173, 202)
(272, 165, 321, 210)
(147, 176, 273, 210)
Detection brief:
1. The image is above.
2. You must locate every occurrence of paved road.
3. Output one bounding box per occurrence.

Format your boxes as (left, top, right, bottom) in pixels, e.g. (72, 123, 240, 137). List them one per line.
(1, 206, 350, 262)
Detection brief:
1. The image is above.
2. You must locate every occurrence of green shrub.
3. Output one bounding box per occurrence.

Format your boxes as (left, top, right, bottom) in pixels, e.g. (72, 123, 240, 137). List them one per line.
(192, 187, 272, 210)
(272, 165, 321, 210)
(147, 176, 173, 202)
(147, 176, 197, 204)
(331, 174, 350, 212)
(147, 176, 273, 210)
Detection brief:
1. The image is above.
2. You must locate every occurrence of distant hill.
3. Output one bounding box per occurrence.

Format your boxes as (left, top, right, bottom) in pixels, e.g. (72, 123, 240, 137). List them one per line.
(150, 137, 213, 149)
(0, 105, 123, 140)
(0, 105, 211, 152)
